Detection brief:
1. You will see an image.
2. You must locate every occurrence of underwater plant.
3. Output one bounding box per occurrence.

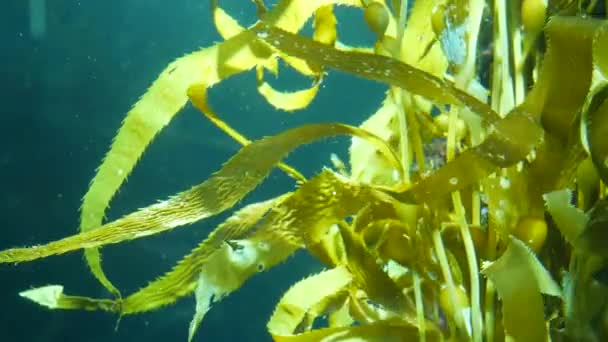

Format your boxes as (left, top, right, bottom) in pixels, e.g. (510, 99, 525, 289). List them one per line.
(4, 0, 608, 340)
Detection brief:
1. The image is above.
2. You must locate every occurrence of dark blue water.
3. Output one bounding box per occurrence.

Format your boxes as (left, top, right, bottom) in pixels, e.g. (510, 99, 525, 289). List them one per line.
(0, 1, 386, 341)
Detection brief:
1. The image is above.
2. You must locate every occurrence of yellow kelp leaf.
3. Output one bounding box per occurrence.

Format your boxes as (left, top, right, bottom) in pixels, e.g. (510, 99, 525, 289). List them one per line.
(267, 266, 353, 337)
(255, 4, 338, 111)
(211, 0, 245, 40)
(273, 320, 438, 342)
(79, 28, 275, 296)
(260, 0, 360, 31)
(0, 123, 401, 263)
(313, 5, 337, 46)
(482, 237, 561, 342)
(121, 196, 285, 314)
(307, 224, 346, 267)
(78, 0, 363, 295)
(260, 169, 383, 248)
(16, 196, 284, 314)
(399, 0, 448, 75)
(256, 66, 322, 112)
(350, 95, 402, 187)
(189, 229, 299, 341)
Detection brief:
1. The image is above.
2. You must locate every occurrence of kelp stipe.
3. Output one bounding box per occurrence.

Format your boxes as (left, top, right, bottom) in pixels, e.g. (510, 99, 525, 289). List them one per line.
(4, 0, 608, 341)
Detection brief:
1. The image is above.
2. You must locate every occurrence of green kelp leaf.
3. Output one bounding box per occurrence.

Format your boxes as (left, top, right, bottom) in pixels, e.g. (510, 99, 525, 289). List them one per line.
(78, 0, 362, 296)
(338, 222, 410, 317)
(543, 189, 588, 247)
(267, 266, 353, 338)
(522, 16, 599, 140)
(482, 237, 561, 342)
(545, 189, 608, 258)
(543, 192, 608, 340)
(581, 81, 608, 186)
(0, 123, 402, 264)
(578, 199, 608, 258)
(401, 112, 542, 204)
(595, 23, 608, 79)
(254, 23, 550, 205)
(254, 24, 501, 125)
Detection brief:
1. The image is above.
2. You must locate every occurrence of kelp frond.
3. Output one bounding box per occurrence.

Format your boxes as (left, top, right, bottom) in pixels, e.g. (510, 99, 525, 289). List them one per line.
(5, 0, 608, 341)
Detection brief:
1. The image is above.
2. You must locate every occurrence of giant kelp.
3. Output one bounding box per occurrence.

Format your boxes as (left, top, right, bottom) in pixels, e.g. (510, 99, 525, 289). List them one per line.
(4, 0, 608, 341)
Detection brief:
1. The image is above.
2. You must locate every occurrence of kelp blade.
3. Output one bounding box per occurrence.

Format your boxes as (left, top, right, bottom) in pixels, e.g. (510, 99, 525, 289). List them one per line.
(0, 123, 400, 263)
(78, 0, 362, 295)
(482, 237, 561, 341)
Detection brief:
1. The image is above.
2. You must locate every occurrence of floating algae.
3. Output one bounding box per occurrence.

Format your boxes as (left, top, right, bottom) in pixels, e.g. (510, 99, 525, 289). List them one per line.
(4, 0, 608, 341)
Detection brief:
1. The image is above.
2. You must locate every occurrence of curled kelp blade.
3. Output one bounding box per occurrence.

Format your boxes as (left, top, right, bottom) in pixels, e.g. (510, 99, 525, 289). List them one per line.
(77, 0, 362, 296)
(267, 266, 353, 337)
(0, 123, 401, 263)
(256, 66, 323, 112)
(482, 237, 561, 342)
(212, 1, 326, 112)
(254, 4, 337, 112)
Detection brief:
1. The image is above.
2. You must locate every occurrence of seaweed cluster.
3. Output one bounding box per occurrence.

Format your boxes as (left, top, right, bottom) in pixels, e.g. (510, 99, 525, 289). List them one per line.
(3, 0, 608, 341)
